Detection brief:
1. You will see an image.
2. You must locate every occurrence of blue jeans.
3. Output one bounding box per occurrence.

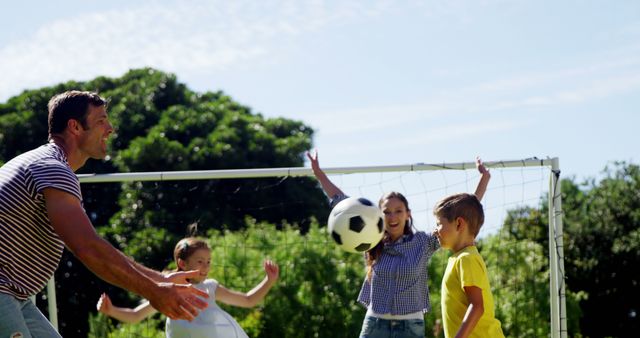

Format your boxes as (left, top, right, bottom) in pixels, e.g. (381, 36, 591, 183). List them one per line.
(359, 316, 425, 338)
(0, 292, 61, 338)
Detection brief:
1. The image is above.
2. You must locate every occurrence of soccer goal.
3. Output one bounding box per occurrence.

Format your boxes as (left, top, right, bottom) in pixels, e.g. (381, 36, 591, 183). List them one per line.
(42, 158, 566, 337)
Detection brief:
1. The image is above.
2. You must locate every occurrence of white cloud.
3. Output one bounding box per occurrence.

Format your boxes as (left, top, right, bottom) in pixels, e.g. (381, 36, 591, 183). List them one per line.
(316, 115, 528, 158)
(305, 67, 640, 142)
(304, 102, 448, 136)
(450, 51, 640, 98)
(3, 0, 639, 126)
(306, 60, 640, 139)
(0, 0, 531, 102)
(377, 118, 529, 150)
(0, 0, 392, 101)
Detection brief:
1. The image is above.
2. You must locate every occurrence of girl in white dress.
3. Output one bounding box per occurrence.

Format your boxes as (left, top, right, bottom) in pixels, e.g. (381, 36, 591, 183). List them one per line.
(97, 237, 279, 338)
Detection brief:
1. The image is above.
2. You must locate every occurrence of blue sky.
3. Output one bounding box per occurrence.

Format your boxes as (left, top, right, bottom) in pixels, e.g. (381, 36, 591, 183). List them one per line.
(1, 1, 639, 231)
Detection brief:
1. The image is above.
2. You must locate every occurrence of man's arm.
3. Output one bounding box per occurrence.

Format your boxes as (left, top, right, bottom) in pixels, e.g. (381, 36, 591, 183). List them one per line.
(127, 257, 203, 284)
(125, 257, 165, 281)
(44, 188, 208, 320)
(455, 286, 485, 338)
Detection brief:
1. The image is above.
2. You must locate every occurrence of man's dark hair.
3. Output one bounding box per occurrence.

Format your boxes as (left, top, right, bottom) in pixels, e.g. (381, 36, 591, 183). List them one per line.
(48, 90, 107, 136)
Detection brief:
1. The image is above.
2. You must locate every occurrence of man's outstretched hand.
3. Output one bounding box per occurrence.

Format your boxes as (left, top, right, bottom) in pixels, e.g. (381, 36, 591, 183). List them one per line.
(164, 269, 202, 284)
(147, 282, 209, 321)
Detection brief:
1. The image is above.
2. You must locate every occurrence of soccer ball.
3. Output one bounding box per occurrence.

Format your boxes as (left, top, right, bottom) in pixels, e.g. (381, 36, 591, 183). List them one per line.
(328, 197, 384, 253)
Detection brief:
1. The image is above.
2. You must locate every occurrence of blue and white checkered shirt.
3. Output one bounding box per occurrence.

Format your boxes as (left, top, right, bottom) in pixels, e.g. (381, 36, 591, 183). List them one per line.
(329, 194, 440, 314)
(357, 231, 440, 315)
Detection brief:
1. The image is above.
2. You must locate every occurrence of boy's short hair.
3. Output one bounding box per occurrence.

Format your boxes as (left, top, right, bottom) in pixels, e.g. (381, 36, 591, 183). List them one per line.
(433, 193, 484, 237)
(48, 90, 107, 135)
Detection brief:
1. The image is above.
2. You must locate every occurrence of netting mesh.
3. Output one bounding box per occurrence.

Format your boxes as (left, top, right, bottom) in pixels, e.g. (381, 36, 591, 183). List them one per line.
(39, 162, 558, 337)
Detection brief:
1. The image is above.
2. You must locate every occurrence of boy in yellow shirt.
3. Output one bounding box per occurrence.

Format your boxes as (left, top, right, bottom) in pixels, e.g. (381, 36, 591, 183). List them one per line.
(434, 193, 504, 338)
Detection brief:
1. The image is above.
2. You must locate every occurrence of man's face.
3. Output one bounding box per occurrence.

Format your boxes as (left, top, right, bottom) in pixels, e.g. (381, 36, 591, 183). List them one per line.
(77, 105, 113, 160)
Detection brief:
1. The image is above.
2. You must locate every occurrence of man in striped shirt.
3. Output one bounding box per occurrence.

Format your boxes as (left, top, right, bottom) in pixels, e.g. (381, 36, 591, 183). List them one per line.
(0, 91, 208, 337)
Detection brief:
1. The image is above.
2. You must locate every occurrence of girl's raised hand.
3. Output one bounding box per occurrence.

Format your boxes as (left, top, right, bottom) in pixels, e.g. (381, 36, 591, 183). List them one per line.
(264, 260, 279, 282)
(97, 293, 113, 314)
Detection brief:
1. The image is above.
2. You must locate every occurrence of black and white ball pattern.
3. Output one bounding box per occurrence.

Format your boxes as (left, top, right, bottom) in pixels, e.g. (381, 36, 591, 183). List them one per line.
(328, 197, 384, 253)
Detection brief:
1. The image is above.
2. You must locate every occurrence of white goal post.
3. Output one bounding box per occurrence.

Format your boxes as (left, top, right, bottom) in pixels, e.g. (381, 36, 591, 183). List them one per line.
(44, 157, 566, 337)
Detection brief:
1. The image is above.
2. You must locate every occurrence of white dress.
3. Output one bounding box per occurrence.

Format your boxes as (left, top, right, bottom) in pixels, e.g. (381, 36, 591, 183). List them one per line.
(166, 279, 249, 338)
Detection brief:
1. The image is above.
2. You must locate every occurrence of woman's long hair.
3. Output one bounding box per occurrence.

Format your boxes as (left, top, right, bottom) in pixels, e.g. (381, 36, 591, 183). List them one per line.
(365, 192, 415, 280)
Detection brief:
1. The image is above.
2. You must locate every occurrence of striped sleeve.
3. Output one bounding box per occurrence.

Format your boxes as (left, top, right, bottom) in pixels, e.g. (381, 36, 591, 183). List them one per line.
(27, 158, 82, 201)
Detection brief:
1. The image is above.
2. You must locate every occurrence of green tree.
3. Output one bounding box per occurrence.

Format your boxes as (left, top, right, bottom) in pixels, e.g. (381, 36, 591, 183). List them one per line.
(0, 68, 328, 337)
(88, 220, 369, 337)
(480, 235, 550, 337)
(211, 220, 367, 337)
(502, 162, 640, 336)
(88, 220, 564, 338)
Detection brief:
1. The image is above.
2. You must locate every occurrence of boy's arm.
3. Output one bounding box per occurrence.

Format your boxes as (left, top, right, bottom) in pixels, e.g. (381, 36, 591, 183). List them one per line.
(306, 150, 345, 199)
(97, 293, 157, 324)
(216, 260, 279, 308)
(455, 286, 485, 338)
(474, 157, 491, 202)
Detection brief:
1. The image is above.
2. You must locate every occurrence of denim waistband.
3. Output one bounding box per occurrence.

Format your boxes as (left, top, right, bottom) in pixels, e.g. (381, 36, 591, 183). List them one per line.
(364, 316, 424, 329)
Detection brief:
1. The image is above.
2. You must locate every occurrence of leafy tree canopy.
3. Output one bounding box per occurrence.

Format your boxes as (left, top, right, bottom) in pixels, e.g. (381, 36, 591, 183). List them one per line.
(502, 162, 640, 336)
(0, 68, 329, 336)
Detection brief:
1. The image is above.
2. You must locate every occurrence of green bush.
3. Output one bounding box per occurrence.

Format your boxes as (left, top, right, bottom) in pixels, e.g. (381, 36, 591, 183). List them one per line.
(89, 218, 560, 337)
(88, 312, 164, 338)
(207, 219, 367, 337)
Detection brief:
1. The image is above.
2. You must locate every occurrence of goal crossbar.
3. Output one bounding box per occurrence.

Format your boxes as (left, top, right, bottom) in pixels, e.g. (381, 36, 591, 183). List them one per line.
(77, 158, 555, 183)
(46, 157, 565, 338)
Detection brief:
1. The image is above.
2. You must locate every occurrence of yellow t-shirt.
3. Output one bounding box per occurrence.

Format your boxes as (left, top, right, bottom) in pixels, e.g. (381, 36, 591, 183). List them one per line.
(441, 246, 504, 338)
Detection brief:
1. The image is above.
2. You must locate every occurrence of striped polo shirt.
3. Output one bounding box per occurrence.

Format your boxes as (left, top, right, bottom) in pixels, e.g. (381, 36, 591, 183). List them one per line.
(357, 231, 440, 315)
(0, 142, 82, 300)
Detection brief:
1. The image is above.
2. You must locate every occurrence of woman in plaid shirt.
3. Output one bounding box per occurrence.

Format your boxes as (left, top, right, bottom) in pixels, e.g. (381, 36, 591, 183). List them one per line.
(306, 151, 490, 338)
